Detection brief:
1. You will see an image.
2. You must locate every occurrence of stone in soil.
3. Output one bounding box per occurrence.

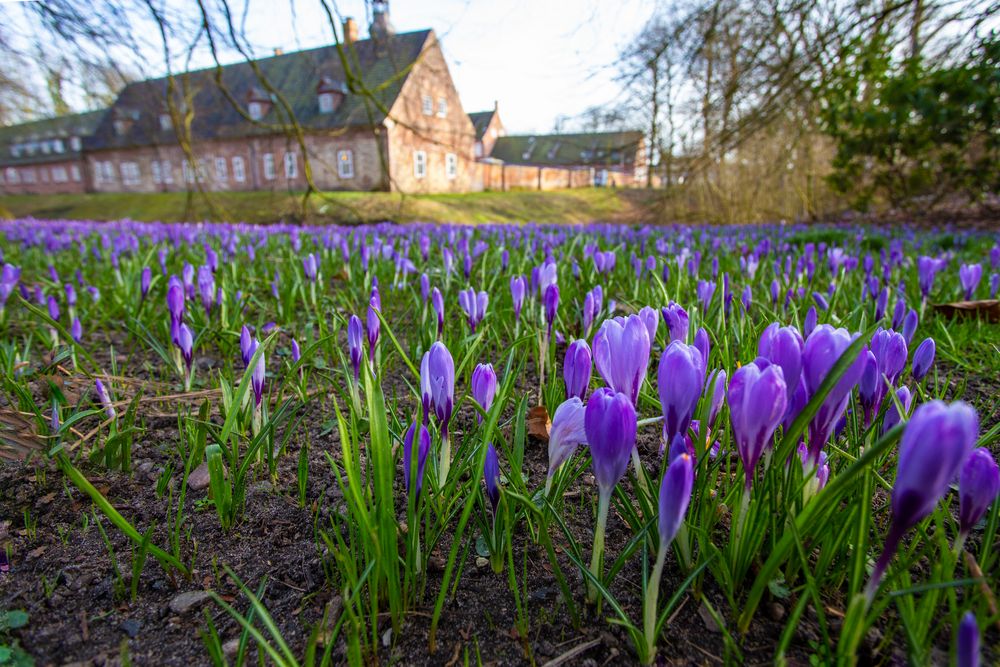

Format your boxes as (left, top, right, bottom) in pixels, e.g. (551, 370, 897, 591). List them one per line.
(169, 590, 212, 614)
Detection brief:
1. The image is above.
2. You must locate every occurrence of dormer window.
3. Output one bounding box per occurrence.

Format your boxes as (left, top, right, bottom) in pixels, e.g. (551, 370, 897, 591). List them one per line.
(53, 139, 64, 153)
(316, 77, 347, 114)
(246, 86, 271, 121)
(70, 137, 81, 151)
(114, 119, 128, 135)
(248, 102, 264, 120)
(159, 114, 172, 131)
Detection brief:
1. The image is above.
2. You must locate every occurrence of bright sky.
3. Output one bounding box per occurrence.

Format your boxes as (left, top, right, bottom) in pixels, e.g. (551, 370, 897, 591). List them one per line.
(161, 0, 657, 134)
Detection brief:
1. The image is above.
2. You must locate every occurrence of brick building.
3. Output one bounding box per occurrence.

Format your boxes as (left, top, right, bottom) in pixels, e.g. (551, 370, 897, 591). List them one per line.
(0, 110, 106, 195)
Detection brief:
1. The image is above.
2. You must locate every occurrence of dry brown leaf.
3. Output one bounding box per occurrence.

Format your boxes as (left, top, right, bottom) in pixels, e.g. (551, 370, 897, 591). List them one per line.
(527, 405, 551, 442)
(932, 300, 1000, 322)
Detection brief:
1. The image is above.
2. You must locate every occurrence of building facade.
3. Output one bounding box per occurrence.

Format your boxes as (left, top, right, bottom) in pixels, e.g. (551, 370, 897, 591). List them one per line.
(0, 111, 105, 195)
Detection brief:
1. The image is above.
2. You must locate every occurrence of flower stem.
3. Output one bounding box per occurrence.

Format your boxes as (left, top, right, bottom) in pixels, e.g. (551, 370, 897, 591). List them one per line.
(643, 544, 668, 664)
(588, 489, 611, 604)
(439, 433, 451, 489)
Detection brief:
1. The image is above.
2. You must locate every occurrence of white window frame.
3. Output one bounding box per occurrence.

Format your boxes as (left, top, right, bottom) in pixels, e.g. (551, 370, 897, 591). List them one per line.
(421, 95, 433, 116)
(413, 150, 426, 179)
(23, 169, 37, 184)
(70, 137, 82, 151)
(70, 165, 81, 182)
(445, 153, 457, 180)
(5, 168, 19, 184)
(53, 139, 64, 153)
(437, 97, 447, 118)
(159, 114, 172, 132)
(182, 161, 194, 184)
(263, 153, 275, 180)
(101, 161, 115, 183)
(52, 166, 68, 183)
(318, 92, 335, 114)
(120, 161, 141, 186)
(248, 101, 264, 120)
(337, 149, 354, 179)
(284, 151, 297, 179)
(232, 156, 246, 183)
(160, 161, 173, 184)
(151, 160, 162, 184)
(215, 157, 228, 182)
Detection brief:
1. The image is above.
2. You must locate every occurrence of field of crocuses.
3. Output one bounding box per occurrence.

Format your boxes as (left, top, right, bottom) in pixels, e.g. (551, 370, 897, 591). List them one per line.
(0, 218, 997, 666)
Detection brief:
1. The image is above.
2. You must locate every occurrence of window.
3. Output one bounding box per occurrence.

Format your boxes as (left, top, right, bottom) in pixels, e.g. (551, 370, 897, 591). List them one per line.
(23, 169, 37, 184)
(160, 161, 173, 184)
(100, 161, 115, 183)
(337, 149, 354, 179)
(40, 168, 49, 183)
(70, 137, 82, 151)
(53, 139, 64, 153)
(5, 168, 18, 184)
(159, 114, 172, 132)
(196, 160, 208, 181)
(284, 152, 297, 179)
(151, 161, 162, 184)
(183, 161, 194, 184)
(263, 153, 275, 180)
(248, 102, 264, 120)
(70, 165, 81, 182)
(474, 142, 483, 158)
(413, 150, 426, 179)
(41, 141, 52, 155)
(421, 95, 433, 116)
(232, 156, 245, 182)
(52, 166, 68, 183)
(113, 119, 128, 136)
(318, 92, 335, 114)
(437, 97, 447, 118)
(215, 157, 228, 182)
(445, 153, 457, 179)
(120, 162, 141, 186)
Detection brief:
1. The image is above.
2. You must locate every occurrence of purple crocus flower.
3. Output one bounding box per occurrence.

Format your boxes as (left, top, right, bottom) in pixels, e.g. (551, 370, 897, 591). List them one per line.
(991, 273, 999, 299)
(803, 306, 818, 338)
(911, 337, 935, 380)
(510, 276, 526, 325)
(291, 338, 301, 364)
(64, 283, 77, 308)
(197, 265, 214, 315)
(866, 400, 978, 600)
(70, 317, 82, 343)
(546, 397, 588, 483)
(366, 295, 380, 360)
(657, 341, 706, 444)
(658, 451, 693, 547)
(303, 253, 318, 282)
(250, 339, 265, 407)
(178, 323, 194, 372)
(240, 325, 254, 367)
(422, 342, 455, 435)
(431, 287, 444, 337)
(484, 443, 501, 514)
(403, 421, 431, 500)
(348, 315, 363, 381)
(592, 315, 651, 406)
(94, 379, 116, 419)
(693, 327, 710, 366)
(420, 273, 430, 302)
(661, 302, 689, 344)
(902, 309, 918, 344)
(638, 306, 658, 344)
(696, 280, 716, 313)
(563, 339, 592, 400)
(957, 612, 980, 667)
(47, 295, 59, 322)
(586, 387, 637, 491)
(917, 256, 945, 300)
(958, 448, 999, 539)
(882, 386, 912, 436)
(543, 284, 559, 333)
(728, 363, 788, 489)
(801, 325, 864, 467)
(959, 263, 982, 300)
(471, 363, 498, 422)
(140, 267, 152, 300)
(758, 324, 804, 403)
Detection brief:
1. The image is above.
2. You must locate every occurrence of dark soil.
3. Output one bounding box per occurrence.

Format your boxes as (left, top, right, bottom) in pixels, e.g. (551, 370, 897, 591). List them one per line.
(1, 340, 997, 666)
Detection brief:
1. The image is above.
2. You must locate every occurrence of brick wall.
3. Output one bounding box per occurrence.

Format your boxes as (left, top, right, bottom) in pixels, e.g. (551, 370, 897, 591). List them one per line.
(0, 159, 89, 195)
(478, 162, 595, 191)
(385, 33, 477, 193)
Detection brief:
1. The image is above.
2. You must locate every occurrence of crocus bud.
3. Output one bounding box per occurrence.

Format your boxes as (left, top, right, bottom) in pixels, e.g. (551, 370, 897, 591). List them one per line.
(366, 295, 380, 360)
(178, 323, 194, 371)
(911, 337, 935, 380)
(420, 273, 430, 302)
(585, 388, 637, 497)
(484, 443, 501, 514)
(803, 306, 818, 338)
(958, 448, 999, 538)
(140, 267, 152, 299)
(240, 325, 254, 367)
(728, 363, 787, 489)
(693, 327, 710, 366)
(70, 317, 82, 343)
(758, 323, 804, 401)
(431, 287, 444, 336)
(657, 341, 706, 444)
(543, 283, 559, 332)
(47, 295, 60, 322)
(510, 276, 526, 324)
(882, 386, 912, 436)
(638, 306, 658, 344)
(547, 397, 588, 479)
(563, 339, 592, 400)
(658, 452, 694, 547)
(64, 283, 77, 307)
(303, 253, 318, 282)
(957, 612, 980, 667)
(867, 401, 978, 599)
(959, 263, 982, 300)
(251, 341, 266, 407)
(95, 379, 116, 419)
(422, 342, 455, 435)
(661, 302, 690, 344)
(291, 338, 301, 364)
(403, 421, 430, 500)
(167, 276, 185, 323)
(348, 315, 363, 381)
(471, 363, 498, 421)
(592, 315, 650, 406)
(902, 309, 918, 344)
(802, 325, 864, 467)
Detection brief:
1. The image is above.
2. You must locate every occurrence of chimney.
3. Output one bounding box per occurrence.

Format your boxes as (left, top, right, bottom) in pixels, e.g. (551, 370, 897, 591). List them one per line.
(343, 17, 358, 44)
(370, 1, 394, 41)
(273, 47, 284, 56)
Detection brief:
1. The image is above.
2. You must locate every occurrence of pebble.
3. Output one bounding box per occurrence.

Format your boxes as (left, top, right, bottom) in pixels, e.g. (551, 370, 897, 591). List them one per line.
(475, 556, 489, 568)
(119, 619, 141, 638)
(136, 461, 155, 475)
(169, 590, 212, 614)
(768, 601, 785, 622)
(223, 638, 241, 657)
(187, 463, 211, 491)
